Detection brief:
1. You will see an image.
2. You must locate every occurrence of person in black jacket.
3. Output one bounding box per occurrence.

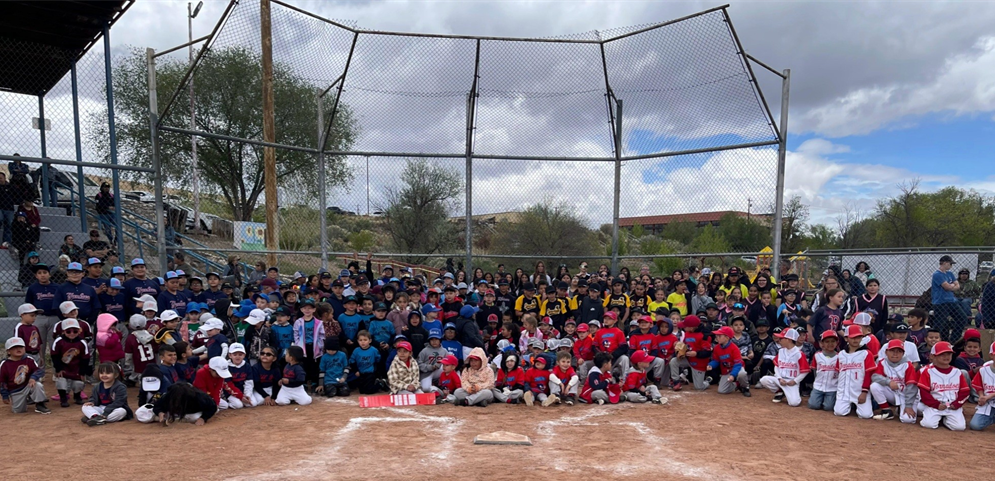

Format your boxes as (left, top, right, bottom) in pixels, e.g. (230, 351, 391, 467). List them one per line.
(94, 182, 116, 244)
(153, 382, 217, 425)
(453, 305, 485, 350)
(11, 210, 38, 264)
(0, 172, 20, 248)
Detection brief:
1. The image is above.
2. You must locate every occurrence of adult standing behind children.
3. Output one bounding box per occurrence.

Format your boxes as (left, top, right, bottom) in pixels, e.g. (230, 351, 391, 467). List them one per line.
(932, 255, 968, 341)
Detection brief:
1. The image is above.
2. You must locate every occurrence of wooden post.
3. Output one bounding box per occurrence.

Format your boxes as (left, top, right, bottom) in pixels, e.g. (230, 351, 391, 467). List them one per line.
(260, 0, 278, 267)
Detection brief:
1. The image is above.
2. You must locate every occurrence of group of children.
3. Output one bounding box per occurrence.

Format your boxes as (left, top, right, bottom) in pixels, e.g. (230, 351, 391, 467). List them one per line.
(3, 257, 995, 433)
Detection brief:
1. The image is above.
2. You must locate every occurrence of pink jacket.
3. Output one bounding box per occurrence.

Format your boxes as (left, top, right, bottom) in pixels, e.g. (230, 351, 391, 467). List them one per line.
(96, 313, 124, 362)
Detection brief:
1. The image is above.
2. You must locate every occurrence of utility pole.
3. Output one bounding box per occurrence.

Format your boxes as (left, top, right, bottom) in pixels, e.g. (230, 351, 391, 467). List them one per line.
(260, 0, 278, 267)
(188, 1, 203, 232)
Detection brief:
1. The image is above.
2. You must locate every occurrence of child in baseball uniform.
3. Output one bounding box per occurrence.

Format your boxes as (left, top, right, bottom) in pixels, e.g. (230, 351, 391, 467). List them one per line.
(81, 362, 132, 425)
(953, 336, 984, 402)
(492, 352, 525, 404)
(852, 312, 880, 359)
(317, 337, 349, 397)
(194, 356, 244, 410)
(869, 339, 919, 422)
(809, 330, 840, 411)
(917, 341, 969, 431)
(834, 325, 876, 419)
(549, 351, 579, 405)
(14, 303, 44, 365)
(454, 347, 495, 406)
(276, 346, 312, 406)
(524, 355, 553, 407)
(429, 355, 461, 404)
(417, 330, 448, 391)
(652, 317, 678, 388)
(969, 343, 995, 431)
(388, 340, 422, 394)
(709, 326, 751, 396)
(628, 315, 668, 386)
(249, 346, 283, 406)
(1, 337, 50, 414)
(759, 328, 809, 406)
(573, 323, 595, 381)
(621, 350, 664, 403)
(580, 352, 618, 405)
(594, 311, 630, 378)
(51, 318, 90, 407)
(226, 343, 253, 409)
(670, 315, 711, 391)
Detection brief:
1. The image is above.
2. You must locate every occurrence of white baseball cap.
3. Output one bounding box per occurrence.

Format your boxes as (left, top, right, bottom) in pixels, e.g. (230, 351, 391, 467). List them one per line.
(199, 313, 215, 322)
(852, 312, 873, 326)
(133, 294, 156, 303)
(775, 328, 800, 342)
(61, 318, 81, 330)
(141, 376, 161, 392)
(17, 303, 43, 316)
(160, 310, 180, 322)
(205, 318, 224, 331)
(128, 314, 148, 330)
(228, 342, 246, 354)
(208, 356, 232, 378)
(5, 337, 25, 350)
(142, 301, 158, 312)
(246, 309, 267, 326)
(59, 301, 78, 315)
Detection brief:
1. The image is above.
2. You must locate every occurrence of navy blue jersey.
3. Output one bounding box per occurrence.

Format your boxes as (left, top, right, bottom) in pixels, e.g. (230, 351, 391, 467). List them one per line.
(54, 281, 101, 325)
(25, 282, 59, 316)
(282, 364, 306, 388)
(252, 363, 282, 390)
(99, 291, 128, 323)
(201, 289, 228, 311)
(349, 346, 381, 374)
(82, 277, 109, 291)
(124, 278, 160, 313)
(157, 289, 189, 317)
(205, 333, 228, 359)
(228, 361, 252, 392)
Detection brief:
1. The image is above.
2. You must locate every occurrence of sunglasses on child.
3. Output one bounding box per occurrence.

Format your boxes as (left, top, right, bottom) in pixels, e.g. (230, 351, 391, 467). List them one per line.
(65, 328, 80, 333)
(261, 352, 276, 357)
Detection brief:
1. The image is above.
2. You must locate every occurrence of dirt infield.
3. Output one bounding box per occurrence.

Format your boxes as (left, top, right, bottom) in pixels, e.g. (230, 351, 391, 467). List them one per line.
(1, 386, 991, 480)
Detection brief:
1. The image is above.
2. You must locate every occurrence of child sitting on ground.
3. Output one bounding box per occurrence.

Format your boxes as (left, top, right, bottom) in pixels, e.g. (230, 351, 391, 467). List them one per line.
(709, 326, 751, 397)
(524, 355, 553, 407)
(835, 325, 875, 419)
(869, 339, 918, 423)
(387, 340, 421, 394)
(194, 356, 243, 410)
(81, 362, 132, 426)
(809, 331, 840, 411)
(492, 352, 525, 404)
(550, 351, 579, 405)
(580, 352, 619, 405)
(1, 337, 50, 414)
(969, 342, 995, 431)
(622, 351, 665, 404)
(454, 347, 494, 406)
(317, 338, 349, 397)
(759, 328, 809, 406)
(431, 355, 461, 404)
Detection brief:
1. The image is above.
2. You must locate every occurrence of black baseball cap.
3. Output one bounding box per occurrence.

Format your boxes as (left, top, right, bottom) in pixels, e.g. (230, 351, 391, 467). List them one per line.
(331, 279, 344, 287)
(275, 306, 292, 317)
(523, 282, 535, 291)
(545, 286, 556, 294)
(344, 295, 358, 304)
(443, 285, 457, 292)
(557, 281, 569, 290)
(320, 272, 332, 279)
(374, 302, 388, 311)
(939, 255, 955, 264)
(300, 298, 316, 307)
(576, 279, 588, 287)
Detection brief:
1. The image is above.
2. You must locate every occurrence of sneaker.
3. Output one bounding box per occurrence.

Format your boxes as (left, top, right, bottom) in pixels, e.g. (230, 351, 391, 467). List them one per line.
(873, 410, 895, 421)
(60, 399, 70, 408)
(741, 387, 752, 398)
(34, 403, 51, 414)
(679, 372, 689, 383)
(523, 391, 535, 407)
(772, 393, 785, 403)
(542, 394, 558, 407)
(597, 399, 605, 405)
(651, 398, 662, 404)
(565, 397, 575, 406)
(81, 415, 90, 424)
(74, 394, 84, 405)
(705, 376, 714, 385)
(87, 415, 107, 426)
(672, 382, 683, 392)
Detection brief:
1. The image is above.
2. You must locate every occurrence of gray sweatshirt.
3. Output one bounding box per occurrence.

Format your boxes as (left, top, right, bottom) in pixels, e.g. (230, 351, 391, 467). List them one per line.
(417, 345, 448, 373)
(871, 359, 918, 406)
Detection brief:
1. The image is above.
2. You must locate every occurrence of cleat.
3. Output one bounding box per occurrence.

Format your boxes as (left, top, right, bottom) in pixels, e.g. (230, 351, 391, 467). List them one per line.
(672, 382, 683, 392)
(35, 403, 51, 414)
(87, 415, 106, 426)
(773, 393, 785, 403)
(741, 387, 752, 398)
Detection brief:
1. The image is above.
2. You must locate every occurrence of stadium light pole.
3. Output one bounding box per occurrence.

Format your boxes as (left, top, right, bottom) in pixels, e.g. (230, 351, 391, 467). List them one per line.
(189, 1, 203, 233)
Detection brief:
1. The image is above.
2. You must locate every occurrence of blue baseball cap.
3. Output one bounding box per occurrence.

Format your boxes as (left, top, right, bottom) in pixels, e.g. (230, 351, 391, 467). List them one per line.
(108, 278, 123, 289)
(164, 271, 179, 280)
(27, 251, 39, 259)
(156, 277, 165, 285)
(111, 266, 125, 275)
(87, 257, 103, 265)
(67, 262, 83, 272)
(131, 258, 146, 266)
(239, 299, 255, 309)
(459, 305, 479, 318)
(339, 269, 351, 278)
(187, 302, 204, 313)
(252, 293, 270, 302)
(421, 304, 440, 314)
(428, 329, 442, 340)
(389, 277, 400, 283)
(174, 269, 187, 277)
(444, 322, 457, 331)
(233, 306, 254, 318)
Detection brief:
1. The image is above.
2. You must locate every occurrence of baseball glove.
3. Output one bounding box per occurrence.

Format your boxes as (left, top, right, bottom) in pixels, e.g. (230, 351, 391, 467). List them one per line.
(675, 341, 688, 358)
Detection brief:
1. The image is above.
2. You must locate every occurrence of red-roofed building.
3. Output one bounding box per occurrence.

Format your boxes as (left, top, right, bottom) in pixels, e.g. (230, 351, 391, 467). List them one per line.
(619, 211, 771, 235)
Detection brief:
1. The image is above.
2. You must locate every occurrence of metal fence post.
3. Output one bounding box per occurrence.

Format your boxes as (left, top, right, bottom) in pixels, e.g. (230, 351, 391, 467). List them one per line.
(104, 24, 125, 257)
(71, 62, 87, 231)
(465, 39, 480, 275)
(771, 69, 790, 281)
(147, 48, 168, 273)
(316, 89, 328, 271)
(610, 99, 623, 275)
(38, 95, 50, 207)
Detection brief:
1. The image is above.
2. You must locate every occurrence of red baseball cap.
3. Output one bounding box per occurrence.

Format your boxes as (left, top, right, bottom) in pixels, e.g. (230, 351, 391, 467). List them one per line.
(681, 315, 701, 329)
(630, 350, 656, 364)
(775, 328, 799, 342)
(396, 341, 413, 352)
(485, 289, 495, 296)
(603, 311, 618, 321)
(842, 319, 853, 327)
(576, 323, 589, 332)
(820, 330, 838, 340)
(541, 316, 553, 325)
(964, 328, 981, 340)
(845, 325, 864, 338)
(637, 315, 653, 324)
(885, 339, 905, 352)
(487, 313, 499, 323)
(712, 326, 735, 338)
(439, 354, 459, 366)
(931, 341, 953, 356)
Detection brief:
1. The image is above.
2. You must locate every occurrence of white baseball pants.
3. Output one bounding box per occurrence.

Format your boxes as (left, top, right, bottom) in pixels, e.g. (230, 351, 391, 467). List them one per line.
(275, 385, 312, 406)
(868, 384, 917, 423)
(82, 405, 128, 422)
(921, 406, 966, 431)
(759, 376, 802, 406)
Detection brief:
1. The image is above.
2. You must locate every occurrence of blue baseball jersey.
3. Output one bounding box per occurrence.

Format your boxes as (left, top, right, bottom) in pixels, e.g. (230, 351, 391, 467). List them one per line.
(441, 339, 464, 361)
(366, 319, 395, 345)
(338, 313, 363, 341)
(319, 351, 349, 383)
(349, 346, 381, 374)
(228, 361, 252, 392)
(270, 323, 294, 357)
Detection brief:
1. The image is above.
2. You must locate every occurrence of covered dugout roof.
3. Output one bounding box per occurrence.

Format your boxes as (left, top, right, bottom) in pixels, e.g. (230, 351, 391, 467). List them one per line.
(0, 1, 134, 95)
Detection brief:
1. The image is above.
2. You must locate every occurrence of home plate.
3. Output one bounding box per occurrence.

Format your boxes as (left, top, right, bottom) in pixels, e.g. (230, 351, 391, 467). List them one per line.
(473, 431, 532, 446)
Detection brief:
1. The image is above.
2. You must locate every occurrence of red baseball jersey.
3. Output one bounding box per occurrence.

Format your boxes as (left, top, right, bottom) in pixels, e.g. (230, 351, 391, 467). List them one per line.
(551, 365, 577, 384)
(622, 369, 649, 391)
(436, 370, 462, 392)
(15, 323, 42, 354)
(0, 357, 42, 397)
(496, 367, 526, 389)
(525, 367, 551, 394)
(682, 331, 711, 371)
(710, 341, 743, 375)
(125, 332, 157, 375)
(572, 336, 594, 361)
(628, 331, 655, 354)
(594, 327, 625, 353)
(51, 336, 90, 380)
(653, 333, 679, 361)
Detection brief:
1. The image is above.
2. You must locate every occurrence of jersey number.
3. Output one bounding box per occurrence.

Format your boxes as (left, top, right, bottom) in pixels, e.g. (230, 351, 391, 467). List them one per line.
(138, 344, 155, 362)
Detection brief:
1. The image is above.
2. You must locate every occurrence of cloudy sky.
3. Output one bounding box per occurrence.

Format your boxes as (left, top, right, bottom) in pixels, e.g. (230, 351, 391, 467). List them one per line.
(6, 0, 995, 228)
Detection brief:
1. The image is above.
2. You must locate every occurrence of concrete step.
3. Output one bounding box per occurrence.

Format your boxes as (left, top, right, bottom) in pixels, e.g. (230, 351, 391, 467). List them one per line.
(40, 215, 84, 235)
(36, 205, 69, 217)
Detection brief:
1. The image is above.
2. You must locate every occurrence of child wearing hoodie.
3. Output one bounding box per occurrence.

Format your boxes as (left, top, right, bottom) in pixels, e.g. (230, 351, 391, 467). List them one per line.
(454, 347, 495, 406)
(492, 352, 526, 404)
(387, 340, 421, 394)
(95, 313, 125, 368)
(418, 331, 448, 391)
(405, 311, 429, 357)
